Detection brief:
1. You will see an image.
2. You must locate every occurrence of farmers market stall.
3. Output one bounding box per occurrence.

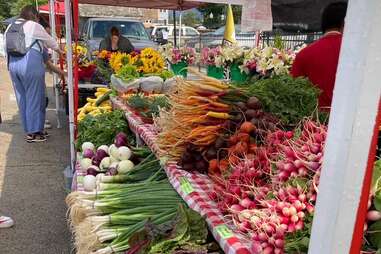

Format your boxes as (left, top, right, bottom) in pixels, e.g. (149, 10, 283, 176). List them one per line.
(59, 0, 381, 254)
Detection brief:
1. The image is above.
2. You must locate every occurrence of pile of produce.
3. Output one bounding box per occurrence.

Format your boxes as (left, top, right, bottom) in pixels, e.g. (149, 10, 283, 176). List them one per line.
(77, 110, 131, 149)
(127, 204, 222, 254)
(155, 69, 232, 159)
(223, 75, 320, 127)
(208, 119, 327, 253)
(121, 93, 170, 121)
(68, 144, 221, 254)
(67, 178, 184, 254)
(78, 132, 155, 189)
(242, 75, 320, 126)
(69, 42, 351, 254)
(78, 87, 112, 121)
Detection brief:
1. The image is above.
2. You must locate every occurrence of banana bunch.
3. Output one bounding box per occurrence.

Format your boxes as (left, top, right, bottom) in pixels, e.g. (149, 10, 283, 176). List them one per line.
(78, 87, 112, 121)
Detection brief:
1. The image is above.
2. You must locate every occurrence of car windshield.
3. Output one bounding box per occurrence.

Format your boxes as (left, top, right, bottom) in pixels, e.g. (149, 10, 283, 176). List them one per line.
(213, 25, 241, 35)
(91, 20, 150, 40)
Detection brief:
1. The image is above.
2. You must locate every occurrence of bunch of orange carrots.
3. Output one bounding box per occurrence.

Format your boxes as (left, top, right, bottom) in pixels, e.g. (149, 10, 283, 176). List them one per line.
(155, 68, 232, 159)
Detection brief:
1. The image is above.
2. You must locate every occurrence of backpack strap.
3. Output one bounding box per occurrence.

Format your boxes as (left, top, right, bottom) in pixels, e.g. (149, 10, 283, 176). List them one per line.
(10, 19, 27, 30)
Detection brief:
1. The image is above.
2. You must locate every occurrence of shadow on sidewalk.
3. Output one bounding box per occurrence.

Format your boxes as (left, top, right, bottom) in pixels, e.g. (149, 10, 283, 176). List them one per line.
(0, 99, 72, 253)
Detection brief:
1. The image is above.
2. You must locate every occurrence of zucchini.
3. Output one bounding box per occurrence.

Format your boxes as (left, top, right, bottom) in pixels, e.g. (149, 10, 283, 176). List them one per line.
(95, 90, 112, 106)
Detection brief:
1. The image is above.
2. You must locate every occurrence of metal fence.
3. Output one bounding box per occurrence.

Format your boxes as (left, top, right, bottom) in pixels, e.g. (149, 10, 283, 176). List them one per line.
(259, 31, 323, 50)
(179, 31, 323, 51)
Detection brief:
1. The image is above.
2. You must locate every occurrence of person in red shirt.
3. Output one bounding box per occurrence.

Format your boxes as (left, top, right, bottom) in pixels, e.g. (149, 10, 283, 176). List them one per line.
(291, 2, 348, 110)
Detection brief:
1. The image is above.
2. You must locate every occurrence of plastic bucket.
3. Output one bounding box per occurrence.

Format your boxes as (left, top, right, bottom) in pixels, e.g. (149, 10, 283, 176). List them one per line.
(207, 65, 224, 79)
(230, 63, 248, 83)
(171, 61, 188, 77)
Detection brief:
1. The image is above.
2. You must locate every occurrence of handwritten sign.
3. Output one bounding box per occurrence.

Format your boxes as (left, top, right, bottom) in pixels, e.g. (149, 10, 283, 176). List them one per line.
(216, 224, 235, 239)
(179, 177, 194, 195)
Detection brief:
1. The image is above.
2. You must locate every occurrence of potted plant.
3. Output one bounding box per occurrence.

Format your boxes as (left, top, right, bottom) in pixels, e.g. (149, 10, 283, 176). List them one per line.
(201, 46, 224, 79)
(163, 47, 196, 77)
(220, 45, 248, 83)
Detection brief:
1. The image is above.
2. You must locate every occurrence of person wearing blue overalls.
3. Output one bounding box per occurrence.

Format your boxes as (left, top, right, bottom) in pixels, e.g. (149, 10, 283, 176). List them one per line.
(5, 5, 63, 143)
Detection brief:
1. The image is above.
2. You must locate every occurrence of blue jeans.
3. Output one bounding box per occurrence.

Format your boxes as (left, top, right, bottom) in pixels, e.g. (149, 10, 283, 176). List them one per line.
(9, 49, 46, 134)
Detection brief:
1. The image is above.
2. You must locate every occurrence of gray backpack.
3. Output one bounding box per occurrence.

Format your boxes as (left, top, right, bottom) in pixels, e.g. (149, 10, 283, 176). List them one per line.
(6, 19, 38, 57)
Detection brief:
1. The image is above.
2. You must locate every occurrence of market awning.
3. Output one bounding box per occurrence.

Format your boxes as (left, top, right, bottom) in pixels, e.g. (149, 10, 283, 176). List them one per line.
(272, 0, 349, 31)
(39, 2, 65, 15)
(57, 0, 201, 10)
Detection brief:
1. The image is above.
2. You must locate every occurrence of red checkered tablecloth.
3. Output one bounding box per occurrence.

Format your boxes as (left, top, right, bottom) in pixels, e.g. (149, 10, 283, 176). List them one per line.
(112, 97, 251, 254)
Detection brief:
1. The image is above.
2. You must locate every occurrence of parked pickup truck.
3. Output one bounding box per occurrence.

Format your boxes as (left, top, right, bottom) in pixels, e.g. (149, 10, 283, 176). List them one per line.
(81, 17, 157, 54)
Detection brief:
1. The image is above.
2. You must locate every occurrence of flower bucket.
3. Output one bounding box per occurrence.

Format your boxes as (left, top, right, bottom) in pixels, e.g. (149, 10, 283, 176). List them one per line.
(207, 65, 224, 79)
(230, 63, 248, 83)
(171, 61, 188, 77)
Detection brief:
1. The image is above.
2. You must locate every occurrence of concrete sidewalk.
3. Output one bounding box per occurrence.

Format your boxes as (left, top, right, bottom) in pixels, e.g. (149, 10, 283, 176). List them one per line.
(0, 58, 72, 253)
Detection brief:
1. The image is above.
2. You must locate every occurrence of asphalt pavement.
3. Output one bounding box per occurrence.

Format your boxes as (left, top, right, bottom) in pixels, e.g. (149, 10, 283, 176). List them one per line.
(0, 58, 72, 254)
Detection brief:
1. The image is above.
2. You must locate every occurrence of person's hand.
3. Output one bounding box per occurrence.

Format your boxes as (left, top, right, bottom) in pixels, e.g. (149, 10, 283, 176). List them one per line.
(56, 48, 65, 56)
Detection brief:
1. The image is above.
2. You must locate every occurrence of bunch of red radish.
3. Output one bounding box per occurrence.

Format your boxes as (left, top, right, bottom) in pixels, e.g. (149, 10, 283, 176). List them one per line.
(209, 120, 327, 254)
(271, 120, 327, 183)
(245, 209, 287, 254)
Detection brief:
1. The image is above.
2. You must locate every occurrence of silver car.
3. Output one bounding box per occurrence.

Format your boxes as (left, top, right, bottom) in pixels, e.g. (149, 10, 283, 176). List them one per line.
(81, 17, 157, 55)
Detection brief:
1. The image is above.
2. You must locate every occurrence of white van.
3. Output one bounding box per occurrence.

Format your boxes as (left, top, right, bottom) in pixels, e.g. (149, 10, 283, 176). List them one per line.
(151, 25, 199, 45)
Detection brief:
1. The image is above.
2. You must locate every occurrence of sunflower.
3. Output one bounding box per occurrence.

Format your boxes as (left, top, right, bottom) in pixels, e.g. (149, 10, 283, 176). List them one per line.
(98, 50, 110, 59)
(109, 52, 129, 73)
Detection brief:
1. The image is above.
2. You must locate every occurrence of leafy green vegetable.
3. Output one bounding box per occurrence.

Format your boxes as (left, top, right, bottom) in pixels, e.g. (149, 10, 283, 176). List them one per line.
(368, 220, 381, 249)
(127, 94, 151, 111)
(77, 110, 130, 149)
(117, 64, 140, 82)
(160, 70, 175, 81)
(141, 96, 170, 119)
(245, 75, 320, 126)
(128, 204, 217, 254)
(372, 160, 381, 211)
(372, 160, 381, 193)
(285, 214, 313, 253)
(95, 58, 113, 83)
(127, 94, 170, 119)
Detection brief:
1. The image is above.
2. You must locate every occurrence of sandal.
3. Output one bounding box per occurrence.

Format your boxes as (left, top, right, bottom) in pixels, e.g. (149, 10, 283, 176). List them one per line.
(26, 134, 47, 143)
(41, 131, 50, 137)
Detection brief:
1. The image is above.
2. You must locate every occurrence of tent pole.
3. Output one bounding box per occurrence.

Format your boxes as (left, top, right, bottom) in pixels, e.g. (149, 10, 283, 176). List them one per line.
(64, 0, 76, 171)
(72, 0, 79, 134)
(179, 11, 182, 47)
(173, 10, 177, 47)
(308, 0, 381, 253)
(49, 0, 62, 129)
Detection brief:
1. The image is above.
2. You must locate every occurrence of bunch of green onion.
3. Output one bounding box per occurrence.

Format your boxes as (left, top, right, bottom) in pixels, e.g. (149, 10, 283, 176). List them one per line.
(66, 156, 183, 254)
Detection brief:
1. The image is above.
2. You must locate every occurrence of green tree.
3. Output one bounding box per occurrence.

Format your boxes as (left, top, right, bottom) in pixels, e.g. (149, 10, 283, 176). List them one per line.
(11, 0, 48, 16)
(0, 0, 11, 19)
(0, 0, 11, 30)
(181, 12, 200, 27)
(198, 4, 242, 29)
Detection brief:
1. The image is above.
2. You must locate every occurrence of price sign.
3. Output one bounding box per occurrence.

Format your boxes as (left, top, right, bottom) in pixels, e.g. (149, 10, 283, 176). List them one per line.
(179, 177, 194, 195)
(216, 225, 234, 239)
